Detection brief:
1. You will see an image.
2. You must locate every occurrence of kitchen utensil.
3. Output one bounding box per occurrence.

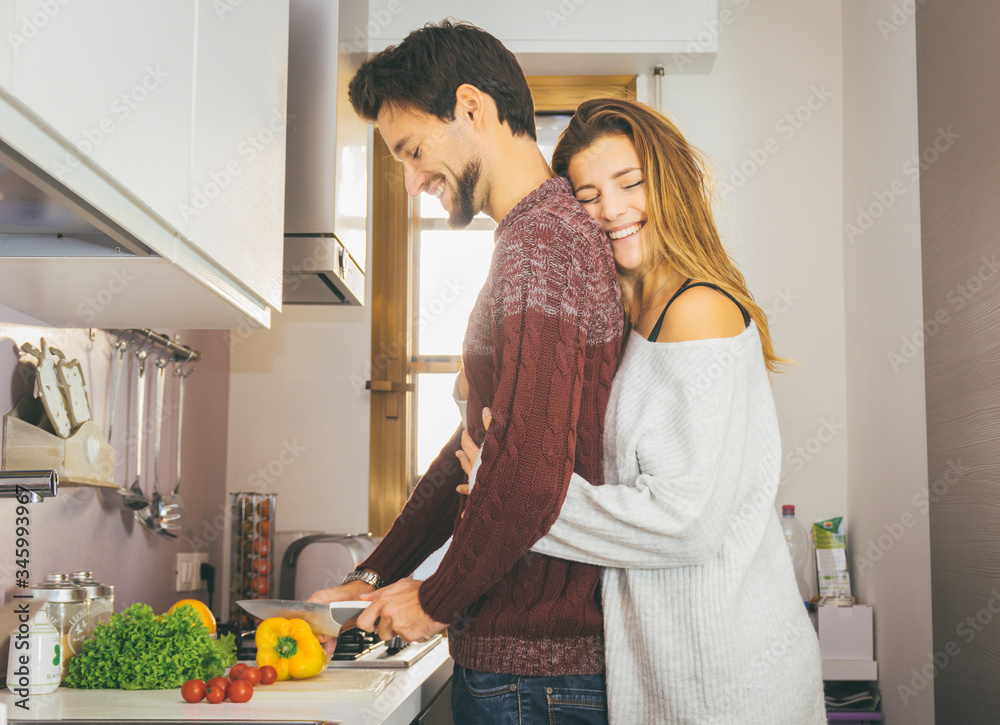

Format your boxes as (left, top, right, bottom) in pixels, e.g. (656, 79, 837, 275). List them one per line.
(130, 349, 155, 529)
(141, 355, 175, 538)
(248, 668, 394, 700)
(99, 340, 148, 512)
(158, 360, 191, 539)
(53, 355, 92, 430)
(235, 599, 369, 636)
(105, 336, 128, 442)
(20, 340, 71, 438)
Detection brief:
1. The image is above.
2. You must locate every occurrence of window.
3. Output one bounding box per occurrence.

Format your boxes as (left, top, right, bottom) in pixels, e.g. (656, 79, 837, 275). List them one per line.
(368, 77, 636, 535)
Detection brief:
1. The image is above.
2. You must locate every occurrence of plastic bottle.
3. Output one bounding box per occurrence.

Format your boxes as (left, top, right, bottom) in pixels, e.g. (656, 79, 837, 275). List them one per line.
(781, 505, 816, 608)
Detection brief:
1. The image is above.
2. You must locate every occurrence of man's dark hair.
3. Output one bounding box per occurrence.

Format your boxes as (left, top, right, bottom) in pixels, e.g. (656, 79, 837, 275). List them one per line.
(348, 20, 536, 140)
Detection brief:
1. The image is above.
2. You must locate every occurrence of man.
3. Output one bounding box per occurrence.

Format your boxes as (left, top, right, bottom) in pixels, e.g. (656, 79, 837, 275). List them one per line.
(308, 21, 623, 723)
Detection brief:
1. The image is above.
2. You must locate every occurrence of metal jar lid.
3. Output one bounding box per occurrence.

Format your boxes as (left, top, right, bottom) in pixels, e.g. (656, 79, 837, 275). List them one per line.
(30, 576, 86, 603)
(70, 572, 114, 598)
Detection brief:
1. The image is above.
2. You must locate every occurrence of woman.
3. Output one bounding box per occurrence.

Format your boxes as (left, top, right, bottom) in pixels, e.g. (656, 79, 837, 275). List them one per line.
(457, 98, 826, 723)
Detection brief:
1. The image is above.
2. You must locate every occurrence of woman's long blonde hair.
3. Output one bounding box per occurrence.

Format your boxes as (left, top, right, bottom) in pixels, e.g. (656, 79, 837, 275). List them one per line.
(552, 98, 787, 372)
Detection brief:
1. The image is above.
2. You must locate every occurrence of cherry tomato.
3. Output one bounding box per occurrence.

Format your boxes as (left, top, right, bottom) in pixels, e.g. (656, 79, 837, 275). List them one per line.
(259, 665, 278, 685)
(235, 665, 261, 686)
(205, 685, 226, 704)
(228, 679, 254, 703)
(254, 559, 271, 575)
(181, 679, 206, 703)
(253, 538, 270, 556)
(229, 663, 249, 680)
(252, 575, 269, 595)
(208, 676, 231, 695)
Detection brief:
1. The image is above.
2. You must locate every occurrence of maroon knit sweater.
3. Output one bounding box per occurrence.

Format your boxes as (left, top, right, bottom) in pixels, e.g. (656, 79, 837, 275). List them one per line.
(361, 177, 623, 676)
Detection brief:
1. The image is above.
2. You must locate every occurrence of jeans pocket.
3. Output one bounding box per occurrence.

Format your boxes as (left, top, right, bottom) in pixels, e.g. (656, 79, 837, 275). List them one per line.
(546, 686, 608, 725)
(462, 667, 519, 698)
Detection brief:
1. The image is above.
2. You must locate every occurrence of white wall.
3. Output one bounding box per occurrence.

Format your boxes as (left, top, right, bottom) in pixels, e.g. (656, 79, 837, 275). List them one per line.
(226, 300, 371, 536)
(659, 0, 847, 529)
(841, 2, 934, 723)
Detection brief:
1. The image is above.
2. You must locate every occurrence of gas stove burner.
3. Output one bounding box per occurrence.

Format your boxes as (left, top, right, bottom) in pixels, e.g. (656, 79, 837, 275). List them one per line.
(332, 626, 385, 660)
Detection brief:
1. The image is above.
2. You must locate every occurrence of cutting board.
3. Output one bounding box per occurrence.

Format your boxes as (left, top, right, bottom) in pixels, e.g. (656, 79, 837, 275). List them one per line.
(251, 668, 394, 700)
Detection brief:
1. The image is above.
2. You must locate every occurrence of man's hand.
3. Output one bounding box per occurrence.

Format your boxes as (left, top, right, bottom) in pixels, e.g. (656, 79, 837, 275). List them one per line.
(306, 581, 376, 657)
(356, 578, 448, 643)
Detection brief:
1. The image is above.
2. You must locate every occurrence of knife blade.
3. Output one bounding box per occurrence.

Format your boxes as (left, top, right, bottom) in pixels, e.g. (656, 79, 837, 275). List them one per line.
(236, 599, 369, 636)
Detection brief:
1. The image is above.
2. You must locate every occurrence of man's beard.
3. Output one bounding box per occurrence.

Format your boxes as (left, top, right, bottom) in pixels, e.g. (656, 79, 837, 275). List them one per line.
(447, 159, 482, 229)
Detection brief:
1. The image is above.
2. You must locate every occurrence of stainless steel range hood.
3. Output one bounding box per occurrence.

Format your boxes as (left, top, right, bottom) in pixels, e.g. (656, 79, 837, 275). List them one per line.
(282, 0, 369, 306)
(283, 235, 364, 305)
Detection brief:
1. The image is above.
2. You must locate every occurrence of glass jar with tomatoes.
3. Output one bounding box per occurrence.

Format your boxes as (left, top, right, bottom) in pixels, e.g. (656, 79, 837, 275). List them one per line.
(228, 492, 276, 626)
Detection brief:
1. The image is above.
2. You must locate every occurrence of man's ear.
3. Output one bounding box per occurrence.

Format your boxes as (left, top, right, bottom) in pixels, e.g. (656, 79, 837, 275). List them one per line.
(454, 83, 488, 128)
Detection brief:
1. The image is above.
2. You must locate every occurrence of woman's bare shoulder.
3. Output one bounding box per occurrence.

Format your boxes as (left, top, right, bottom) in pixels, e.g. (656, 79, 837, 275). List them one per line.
(654, 284, 746, 344)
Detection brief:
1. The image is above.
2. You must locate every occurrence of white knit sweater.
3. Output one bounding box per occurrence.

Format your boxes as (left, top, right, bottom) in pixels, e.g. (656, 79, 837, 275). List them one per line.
(522, 323, 827, 724)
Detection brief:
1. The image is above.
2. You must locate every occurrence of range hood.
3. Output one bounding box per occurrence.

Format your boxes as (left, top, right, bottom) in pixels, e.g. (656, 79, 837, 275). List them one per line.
(283, 235, 364, 305)
(282, 0, 369, 306)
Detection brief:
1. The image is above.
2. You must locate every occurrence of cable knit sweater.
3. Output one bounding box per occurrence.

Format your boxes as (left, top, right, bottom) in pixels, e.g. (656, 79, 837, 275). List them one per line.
(523, 323, 827, 723)
(360, 177, 623, 676)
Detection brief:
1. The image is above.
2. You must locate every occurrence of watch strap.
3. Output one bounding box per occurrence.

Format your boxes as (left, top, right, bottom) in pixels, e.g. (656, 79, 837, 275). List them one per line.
(342, 568, 383, 589)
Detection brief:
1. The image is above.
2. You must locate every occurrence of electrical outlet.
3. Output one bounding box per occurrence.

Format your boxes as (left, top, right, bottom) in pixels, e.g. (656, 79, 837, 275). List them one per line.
(193, 552, 209, 584)
(175, 553, 198, 592)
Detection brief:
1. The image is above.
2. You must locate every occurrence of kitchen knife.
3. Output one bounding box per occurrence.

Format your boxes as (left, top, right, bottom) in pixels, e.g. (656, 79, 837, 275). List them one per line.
(236, 599, 369, 636)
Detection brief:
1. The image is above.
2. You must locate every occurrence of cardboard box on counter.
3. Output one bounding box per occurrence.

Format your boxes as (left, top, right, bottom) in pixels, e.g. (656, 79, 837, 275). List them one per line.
(819, 603, 873, 661)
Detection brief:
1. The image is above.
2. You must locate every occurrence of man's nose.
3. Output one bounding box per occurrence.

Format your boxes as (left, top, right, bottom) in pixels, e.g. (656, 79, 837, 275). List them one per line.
(404, 165, 425, 198)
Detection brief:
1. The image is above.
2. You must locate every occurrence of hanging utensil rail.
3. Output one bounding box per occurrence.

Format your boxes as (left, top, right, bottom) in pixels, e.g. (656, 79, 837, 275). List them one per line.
(115, 329, 200, 375)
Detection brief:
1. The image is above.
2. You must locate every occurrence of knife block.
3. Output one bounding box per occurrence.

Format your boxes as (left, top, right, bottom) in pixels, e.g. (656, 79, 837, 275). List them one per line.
(2, 404, 116, 488)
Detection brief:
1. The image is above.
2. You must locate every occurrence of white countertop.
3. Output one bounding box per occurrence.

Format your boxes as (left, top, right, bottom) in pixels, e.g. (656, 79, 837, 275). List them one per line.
(1, 643, 452, 725)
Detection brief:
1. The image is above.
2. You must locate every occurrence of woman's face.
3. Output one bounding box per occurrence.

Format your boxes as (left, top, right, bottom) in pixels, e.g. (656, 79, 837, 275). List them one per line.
(567, 133, 648, 272)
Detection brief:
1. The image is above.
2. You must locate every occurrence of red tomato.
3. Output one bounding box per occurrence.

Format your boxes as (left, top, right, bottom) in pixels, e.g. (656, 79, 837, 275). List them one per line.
(235, 665, 261, 686)
(252, 575, 269, 595)
(254, 559, 271, 575)
(253, 538, 270, 556)
(229, 663, 249, 680)
(207, 676, 231, 696)
(228, 679, 254, 703)
(205, 685, 226, 704)
(181, 679, 206, 703)
(259, 665, 278, 685)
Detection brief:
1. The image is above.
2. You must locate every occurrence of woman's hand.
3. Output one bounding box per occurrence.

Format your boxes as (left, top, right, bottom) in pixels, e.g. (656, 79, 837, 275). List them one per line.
(455, 407, 492, 494)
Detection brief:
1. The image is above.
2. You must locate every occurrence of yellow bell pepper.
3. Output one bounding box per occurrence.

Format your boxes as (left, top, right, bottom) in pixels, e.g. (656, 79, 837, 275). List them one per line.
(255, 617, 328, 680)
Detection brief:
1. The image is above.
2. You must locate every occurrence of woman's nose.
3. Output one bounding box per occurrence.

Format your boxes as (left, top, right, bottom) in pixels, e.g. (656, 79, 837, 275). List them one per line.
(600, 193, 626, 221)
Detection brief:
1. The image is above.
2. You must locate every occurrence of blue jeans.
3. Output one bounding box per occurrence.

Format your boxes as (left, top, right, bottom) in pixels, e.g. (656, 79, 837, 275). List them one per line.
(451, 664, 608, 725)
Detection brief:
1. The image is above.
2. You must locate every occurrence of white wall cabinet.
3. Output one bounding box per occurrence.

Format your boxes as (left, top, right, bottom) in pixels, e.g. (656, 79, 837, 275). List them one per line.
(367, 0, 717, 74)
(10, 1, 196, 238)
(0, 0, 289, 329)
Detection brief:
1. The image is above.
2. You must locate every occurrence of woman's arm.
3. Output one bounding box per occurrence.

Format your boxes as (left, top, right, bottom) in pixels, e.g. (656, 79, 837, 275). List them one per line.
(457, 328, 777, 569)
(528, 332, 774, 568)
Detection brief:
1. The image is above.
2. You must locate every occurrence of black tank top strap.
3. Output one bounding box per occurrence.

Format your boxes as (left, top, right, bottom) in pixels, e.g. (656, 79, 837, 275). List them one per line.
(646, 279, 752, 342)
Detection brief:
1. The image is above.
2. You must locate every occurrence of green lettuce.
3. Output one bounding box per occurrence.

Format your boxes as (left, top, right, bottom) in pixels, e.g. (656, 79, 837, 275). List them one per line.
(64, 602, 236, 690)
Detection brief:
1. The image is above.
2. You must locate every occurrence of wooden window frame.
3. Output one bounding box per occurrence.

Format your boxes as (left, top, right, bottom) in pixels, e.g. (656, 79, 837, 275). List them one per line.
(367, 76, 636, 536)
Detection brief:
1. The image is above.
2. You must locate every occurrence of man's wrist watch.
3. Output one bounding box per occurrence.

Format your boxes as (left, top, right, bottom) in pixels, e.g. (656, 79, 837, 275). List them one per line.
(342, 568, 383, 589)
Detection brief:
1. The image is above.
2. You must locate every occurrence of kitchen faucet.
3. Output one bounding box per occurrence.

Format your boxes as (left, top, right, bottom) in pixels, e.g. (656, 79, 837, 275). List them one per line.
(0, 470, 58, 503)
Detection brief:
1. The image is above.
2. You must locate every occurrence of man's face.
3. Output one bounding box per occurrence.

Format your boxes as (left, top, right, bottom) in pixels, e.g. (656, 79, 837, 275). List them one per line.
(377, 104, 485, 229)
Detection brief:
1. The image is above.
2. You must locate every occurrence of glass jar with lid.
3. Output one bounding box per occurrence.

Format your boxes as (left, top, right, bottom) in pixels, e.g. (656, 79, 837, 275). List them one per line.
(29, 574, 88, 677)
(70, 572, 114, 636)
